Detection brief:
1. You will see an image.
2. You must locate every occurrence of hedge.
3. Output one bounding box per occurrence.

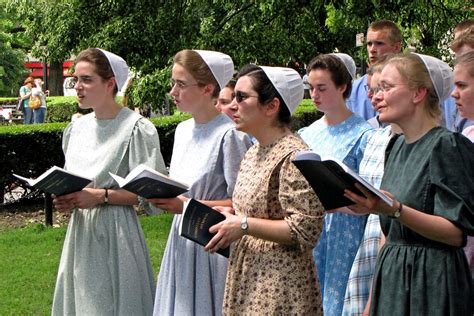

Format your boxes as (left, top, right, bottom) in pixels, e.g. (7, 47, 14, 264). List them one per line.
(0, 98, 321, 189)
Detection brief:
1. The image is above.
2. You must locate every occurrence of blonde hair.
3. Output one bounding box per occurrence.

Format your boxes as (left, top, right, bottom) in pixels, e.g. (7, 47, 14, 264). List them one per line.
(386, 53, 441, 120)
(173, 49, 220, 98)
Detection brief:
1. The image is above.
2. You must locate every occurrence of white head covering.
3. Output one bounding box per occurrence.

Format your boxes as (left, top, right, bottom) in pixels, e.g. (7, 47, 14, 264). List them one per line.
(194, 50, 234, 90)
(97, 48, 129, 91)
(330, 53, 356, 79)
(260, 66, 304, 115)
(413, 53, 453, 103)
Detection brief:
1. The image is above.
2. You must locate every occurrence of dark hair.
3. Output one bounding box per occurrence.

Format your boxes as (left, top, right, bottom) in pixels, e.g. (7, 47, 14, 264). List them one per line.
(75, 48, 118, 95)
(237, 64, 291, 126)
(225, 78, 236, 90)
(173, 49, 220, 98)
(306, 54, 353, 99)
(368, 20, 402, 44)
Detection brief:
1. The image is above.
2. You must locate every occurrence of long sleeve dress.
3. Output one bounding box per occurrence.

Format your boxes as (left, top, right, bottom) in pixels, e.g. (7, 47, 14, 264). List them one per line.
(153, 114, 251, 316)
(370, 127, 474, 315)
(223, 133, 325, 315)
(299, 114, 372, 316)
(52, 107, 166, 315)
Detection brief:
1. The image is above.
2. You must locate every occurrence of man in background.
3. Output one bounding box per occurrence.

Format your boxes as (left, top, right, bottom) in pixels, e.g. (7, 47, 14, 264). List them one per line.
(347, 20, 401, 120)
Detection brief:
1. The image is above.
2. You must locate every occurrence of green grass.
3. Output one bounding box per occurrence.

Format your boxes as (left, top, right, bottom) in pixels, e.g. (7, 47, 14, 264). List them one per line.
(0, 214, 173, 315)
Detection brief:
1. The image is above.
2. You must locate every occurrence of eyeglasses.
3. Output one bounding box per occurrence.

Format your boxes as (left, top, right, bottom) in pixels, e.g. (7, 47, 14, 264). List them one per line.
(365, 85, 383, 95)
(170, 79, 200, 90)
(379, 83, 407, 93)
(234, 91, 259, 103)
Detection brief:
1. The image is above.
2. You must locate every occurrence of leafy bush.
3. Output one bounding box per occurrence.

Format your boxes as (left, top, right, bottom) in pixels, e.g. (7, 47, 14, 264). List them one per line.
(127, 66, 174, 116)
(44, 97, 85, 123)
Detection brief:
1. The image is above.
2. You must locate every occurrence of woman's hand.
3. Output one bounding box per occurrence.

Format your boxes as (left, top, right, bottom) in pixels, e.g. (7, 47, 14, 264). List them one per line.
(147, 195, 187, 214)
(205, 209, 242, 254)
(53, 188, 105, 211)
(344, 183, 396, 216)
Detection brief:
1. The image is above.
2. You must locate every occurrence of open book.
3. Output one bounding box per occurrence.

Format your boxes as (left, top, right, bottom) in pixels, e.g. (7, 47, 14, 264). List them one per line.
(13, 166, 92, 196)
(109, 164, 189, 199)
(179, 199, 230, 258)
(292, 151, 393, 210)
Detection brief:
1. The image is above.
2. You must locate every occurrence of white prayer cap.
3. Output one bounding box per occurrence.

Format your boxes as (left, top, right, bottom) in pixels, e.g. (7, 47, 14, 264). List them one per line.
(414, 53, 453, 103)
(331, 53, 356, 79)
(97, 48, 129, 91)
(194, 50, 234, 90)
(260, 66, 304, 115)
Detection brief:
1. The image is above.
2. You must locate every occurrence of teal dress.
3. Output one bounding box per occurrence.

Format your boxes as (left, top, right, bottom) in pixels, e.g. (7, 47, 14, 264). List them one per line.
(372, 127, 474, 315)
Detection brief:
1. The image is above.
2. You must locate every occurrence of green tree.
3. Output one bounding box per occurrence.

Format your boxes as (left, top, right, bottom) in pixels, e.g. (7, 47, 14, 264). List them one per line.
(0, 4, 27, 96)
(6, 0, 472, 103)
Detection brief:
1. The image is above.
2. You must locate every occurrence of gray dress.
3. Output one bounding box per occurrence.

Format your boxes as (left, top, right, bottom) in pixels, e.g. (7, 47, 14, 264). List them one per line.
(52, 108, 166, 316)
(153, 114, 251, 316)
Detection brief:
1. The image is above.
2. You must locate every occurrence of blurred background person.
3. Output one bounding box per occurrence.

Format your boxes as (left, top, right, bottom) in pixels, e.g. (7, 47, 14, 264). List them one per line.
(31, 78, 48, 124)
(19, 77, 34, 124)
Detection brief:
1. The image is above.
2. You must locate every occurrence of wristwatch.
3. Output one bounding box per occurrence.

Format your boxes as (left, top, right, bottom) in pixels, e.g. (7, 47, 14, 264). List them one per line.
(240, 216, 248, 235)
(391, 201, 403, 219)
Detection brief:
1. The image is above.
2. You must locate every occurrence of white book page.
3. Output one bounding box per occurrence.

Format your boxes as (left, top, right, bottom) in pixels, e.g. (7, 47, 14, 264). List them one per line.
(111, 164, 190, 189)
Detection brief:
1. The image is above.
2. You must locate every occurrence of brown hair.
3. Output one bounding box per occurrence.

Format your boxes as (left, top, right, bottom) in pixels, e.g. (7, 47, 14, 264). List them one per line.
(23, 77, 34, 85)
(455, 50, 474, 77)
(173, 49, 220, 98)
(386, 53, 441, 120)
(307, 54, 353, 99)
(75, 48, 117, 94)
(368, 20, 402, 44)
(367, 54, 393, 75)
(450, 26, 474, 53)
(454, 19, 474, 34)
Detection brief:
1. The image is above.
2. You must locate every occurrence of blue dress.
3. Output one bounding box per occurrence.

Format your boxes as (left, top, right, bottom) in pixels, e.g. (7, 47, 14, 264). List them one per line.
(347, 75, 376, 121)
(299, 114, 372, 316)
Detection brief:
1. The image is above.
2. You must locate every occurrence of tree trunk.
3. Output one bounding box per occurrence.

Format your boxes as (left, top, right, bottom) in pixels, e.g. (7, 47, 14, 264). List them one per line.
(49, 61, 64, 96)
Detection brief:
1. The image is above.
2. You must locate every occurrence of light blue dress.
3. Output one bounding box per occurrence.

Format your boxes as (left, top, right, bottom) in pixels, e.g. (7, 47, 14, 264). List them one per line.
(299, 114, 372, 316)
(153, 114, 251, 316)
(53, 108, 167, 315)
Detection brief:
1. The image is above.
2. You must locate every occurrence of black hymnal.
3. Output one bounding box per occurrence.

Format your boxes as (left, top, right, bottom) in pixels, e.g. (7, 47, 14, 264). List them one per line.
(292, 151, 393, 210)
(13, 166, 92, 196)
(179, 198, 230, 258)
(109, 164, 189, 199)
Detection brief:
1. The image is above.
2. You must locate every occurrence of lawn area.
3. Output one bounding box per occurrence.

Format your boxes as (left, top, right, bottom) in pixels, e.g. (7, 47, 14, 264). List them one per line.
(0, 213, 173, 315)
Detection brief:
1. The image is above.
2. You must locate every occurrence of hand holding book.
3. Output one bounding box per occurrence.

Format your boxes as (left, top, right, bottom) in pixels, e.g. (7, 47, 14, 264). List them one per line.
(292, 150, 393, 210)
(179, 199, 230, 258)
(344, 183, 399, 217)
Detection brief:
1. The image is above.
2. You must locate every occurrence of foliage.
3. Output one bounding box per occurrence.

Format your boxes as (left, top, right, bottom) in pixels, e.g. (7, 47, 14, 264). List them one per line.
(0, 6, 28, 96)
(4, 0, 472, 107)
(325, 0, 473, 64)
(0, 213, 174, 314)
(127, 65, 173, 115)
